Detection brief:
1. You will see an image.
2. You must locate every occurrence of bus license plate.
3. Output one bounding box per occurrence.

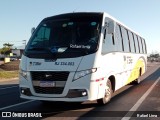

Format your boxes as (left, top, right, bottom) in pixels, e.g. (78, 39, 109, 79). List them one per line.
(40, 81, 55, 87)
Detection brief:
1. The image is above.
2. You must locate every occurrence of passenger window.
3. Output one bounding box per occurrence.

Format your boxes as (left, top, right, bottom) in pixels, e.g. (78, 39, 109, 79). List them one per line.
(128, 31, 136, 53)
(115, 24, 123, 52)
(133, 34, 139, 53)
(121, 27, 130, 52)
(140, 37, 144, 53)
(142, 38, 147, 53)
(138, 36, 143, 53)
(102, 28, 116, 54)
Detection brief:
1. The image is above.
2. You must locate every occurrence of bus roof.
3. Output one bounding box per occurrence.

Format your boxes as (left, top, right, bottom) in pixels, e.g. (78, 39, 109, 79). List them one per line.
(45, 12, 144, 39)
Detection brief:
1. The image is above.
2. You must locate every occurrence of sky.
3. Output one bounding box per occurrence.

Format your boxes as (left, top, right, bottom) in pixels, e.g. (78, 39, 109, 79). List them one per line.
(0, 0, 160, 54)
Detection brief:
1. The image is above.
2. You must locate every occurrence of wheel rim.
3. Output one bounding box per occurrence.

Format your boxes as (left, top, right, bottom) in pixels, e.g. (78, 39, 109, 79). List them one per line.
(104, 86, 111, 101)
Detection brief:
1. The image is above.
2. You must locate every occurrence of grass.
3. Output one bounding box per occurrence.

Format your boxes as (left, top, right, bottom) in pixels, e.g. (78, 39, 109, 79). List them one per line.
(0, 70, 19, 80)
(0, 60, 19, 80)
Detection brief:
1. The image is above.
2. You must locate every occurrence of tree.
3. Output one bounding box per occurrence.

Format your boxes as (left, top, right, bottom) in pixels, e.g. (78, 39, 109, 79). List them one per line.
(3, 43, 13, 49)
(0, 43, 14, 55)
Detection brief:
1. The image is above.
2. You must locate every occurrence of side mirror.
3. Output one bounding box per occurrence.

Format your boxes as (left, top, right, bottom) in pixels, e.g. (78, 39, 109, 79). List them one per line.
(108, 21, 116, 34)
(31, 27, 36, 34)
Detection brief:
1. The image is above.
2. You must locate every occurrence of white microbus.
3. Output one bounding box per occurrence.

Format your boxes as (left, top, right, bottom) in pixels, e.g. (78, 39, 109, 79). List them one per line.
(19, 12, 147, 105)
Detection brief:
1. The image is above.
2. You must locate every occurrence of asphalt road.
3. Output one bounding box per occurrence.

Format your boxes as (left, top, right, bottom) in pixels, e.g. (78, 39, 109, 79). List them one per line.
(0, 62, 160, 120)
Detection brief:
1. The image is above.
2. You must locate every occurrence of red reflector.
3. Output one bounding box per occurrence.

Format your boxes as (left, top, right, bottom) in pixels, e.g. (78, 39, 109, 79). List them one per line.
(95, 78, 104, 82)
(96, 79, 99, 82)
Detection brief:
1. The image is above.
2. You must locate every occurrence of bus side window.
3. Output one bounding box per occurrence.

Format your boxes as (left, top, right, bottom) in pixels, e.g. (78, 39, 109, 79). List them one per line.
(140, 37, 144, 53)
(121, 27, 130, 52)
(138, 36, 143, 53)
(102, 29, 116, 54)
(142, 38, 147, 54)
(115, 24, 123, 52)
(133, 34, 139, 53)
(128, 31, 136, 53)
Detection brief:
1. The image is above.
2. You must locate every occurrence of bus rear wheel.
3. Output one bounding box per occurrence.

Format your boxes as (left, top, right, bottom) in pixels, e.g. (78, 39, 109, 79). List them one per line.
(97, 79, 113, 105)
(134, 78, 141, 84)
(134, 68, 142, 85)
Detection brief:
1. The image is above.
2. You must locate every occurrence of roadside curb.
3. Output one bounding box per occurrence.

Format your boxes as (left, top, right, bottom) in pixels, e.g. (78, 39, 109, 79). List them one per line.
(0, 77, 19, 83)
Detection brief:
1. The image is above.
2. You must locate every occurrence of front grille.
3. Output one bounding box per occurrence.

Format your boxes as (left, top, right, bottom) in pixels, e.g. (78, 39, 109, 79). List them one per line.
(31, 71, 69, 81)
(31, 71, 69, 94)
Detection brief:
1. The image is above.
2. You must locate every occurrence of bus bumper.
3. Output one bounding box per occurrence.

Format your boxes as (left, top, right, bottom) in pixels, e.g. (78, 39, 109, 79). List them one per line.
(20, 87, 89, 102)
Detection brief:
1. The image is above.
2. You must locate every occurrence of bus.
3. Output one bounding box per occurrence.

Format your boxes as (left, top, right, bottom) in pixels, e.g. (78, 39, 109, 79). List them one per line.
(19, 12, 147, 105)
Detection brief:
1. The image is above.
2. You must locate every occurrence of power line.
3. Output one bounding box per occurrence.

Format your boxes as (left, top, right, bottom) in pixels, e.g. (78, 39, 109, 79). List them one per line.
(0, 41, 23, 42)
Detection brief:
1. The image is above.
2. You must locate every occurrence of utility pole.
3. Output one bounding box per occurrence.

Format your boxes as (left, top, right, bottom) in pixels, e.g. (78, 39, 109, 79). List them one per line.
(22, 40, 26, 48)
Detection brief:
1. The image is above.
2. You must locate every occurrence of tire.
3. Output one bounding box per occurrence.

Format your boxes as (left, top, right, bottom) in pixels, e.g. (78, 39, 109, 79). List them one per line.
(134, 77, 141, 85)
(97, 79, 113, 105)
(134, 69, 142, 85)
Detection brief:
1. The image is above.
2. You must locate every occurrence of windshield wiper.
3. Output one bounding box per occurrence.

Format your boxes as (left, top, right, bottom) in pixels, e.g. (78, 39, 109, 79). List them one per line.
(28, 47, 46, 51)
(68, 47, 89, 54)
(27, 47, 65, 55)
(27, 47, 55, 55)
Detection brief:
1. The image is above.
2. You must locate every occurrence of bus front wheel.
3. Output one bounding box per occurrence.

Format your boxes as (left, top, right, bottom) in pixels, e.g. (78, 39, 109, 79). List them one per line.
(97, 79, 113, 105)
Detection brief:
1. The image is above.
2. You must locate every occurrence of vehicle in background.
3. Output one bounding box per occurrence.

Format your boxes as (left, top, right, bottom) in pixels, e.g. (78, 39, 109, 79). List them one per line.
(10, 56, 18, 61)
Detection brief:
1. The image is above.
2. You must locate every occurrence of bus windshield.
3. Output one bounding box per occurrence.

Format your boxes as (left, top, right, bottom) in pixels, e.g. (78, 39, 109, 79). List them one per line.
(25, 13, 102, 58)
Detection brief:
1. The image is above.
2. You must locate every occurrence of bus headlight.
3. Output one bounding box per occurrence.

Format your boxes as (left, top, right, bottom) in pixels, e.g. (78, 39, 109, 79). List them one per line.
(19, 69, 28, 80)
(73, 68, 97, 81)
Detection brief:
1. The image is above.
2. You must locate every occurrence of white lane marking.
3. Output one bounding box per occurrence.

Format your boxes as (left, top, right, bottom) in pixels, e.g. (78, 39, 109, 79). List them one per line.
(121, 77, 160, 120)
(0, 100, 35, 111)
(0, 86, 18, 90)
